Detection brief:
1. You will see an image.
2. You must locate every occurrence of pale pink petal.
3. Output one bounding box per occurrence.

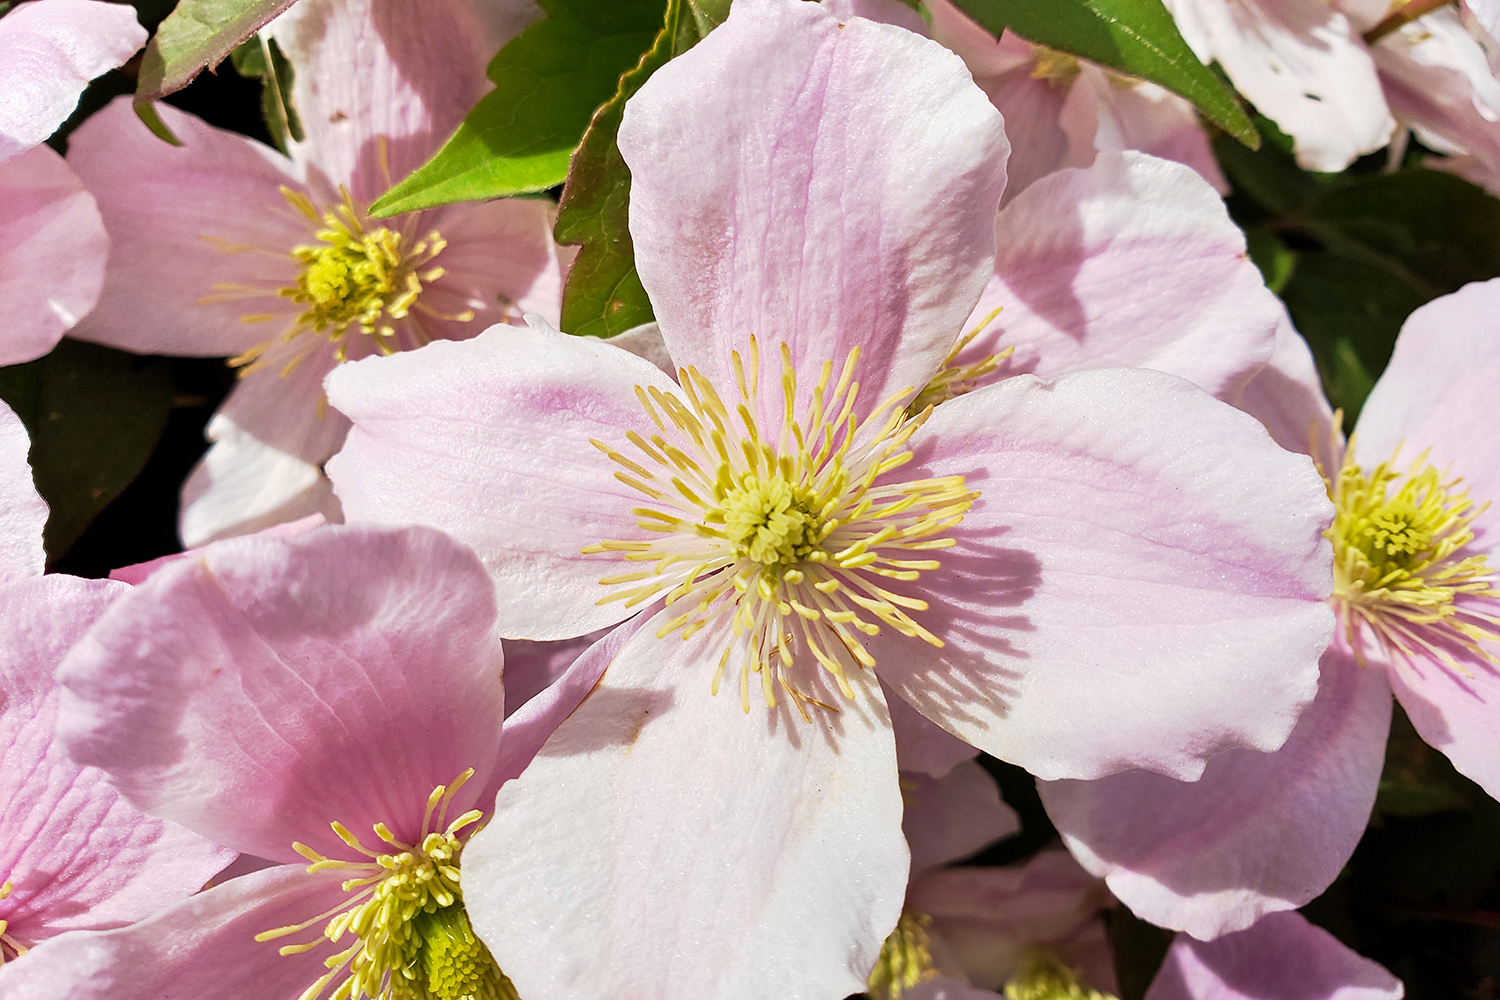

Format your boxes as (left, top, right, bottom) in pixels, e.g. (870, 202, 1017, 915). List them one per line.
(0, 575, 232, 945)
(326, 320, 678, 639)
(109, 514, 326, 585)
(1232, 308, 1338, 470)
(1039, 642, 1390, 939)
(501, 632, 600, 717)
(268, 0, 539, 199)
(1145, 911, 1404, 1000)
(0, 144, 106, 363)
(871, 368, 1334, 782)
(1079, 68, 1229, 194)
(905, 978, 1001, 1000)
(1162, 0, 1393, 171)
(821, 0, 928, 32)
(0, 865, 351, 1000)
(905, 759, 1019, 872)
(1387, 655, 1500, 801)
(420, 197, 564, 328)
(618, 0, 1008, 420)
(56, 525, 507, 863)
(0, 0, 145, 161)
(0, 400, 47, 584)
(970, 151, 1278, 403)
(67, 97, 308, 357)
(889, 685, 981, 778)
(972, 68, 1071, 204)
(178, 414, 337, 548)
(606, 322, 675, 376)
(463, 614, 909, 1000)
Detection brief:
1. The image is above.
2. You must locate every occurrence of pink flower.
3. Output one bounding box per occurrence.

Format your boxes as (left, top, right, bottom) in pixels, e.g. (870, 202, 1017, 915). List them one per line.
(916, 0, 1227, 200)
(1041, 284, 1500, 940)
(0, 522, 595, 999)
(64, 0, 563, 547)
(324, 2, 1332, 995)
(0, 0, 144, 365)
(0, 400, 233, 970)
(1145, 911, 1403, 1000)
(1161, 0, 1395, 171)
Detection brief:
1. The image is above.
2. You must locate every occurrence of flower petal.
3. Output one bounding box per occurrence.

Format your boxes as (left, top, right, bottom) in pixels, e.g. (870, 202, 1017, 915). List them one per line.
(0, 865, 351, 1000)
(463, 613, 908, 1000)
(1039, 642, 1390, 939)
(0, 0, 145, 161)
(889, 684, 981, 778)
(0, 144, 106, 364)
(1388, 654, 1500, 801)
(56, 525, 507, 862)
(269, 0, 539, 199)
(326, 319, 679, 639)
(66, 97, 308, 358)
(1233, 308, 1338, 470)
(618, 0, 1008, 416)
(0, 400, 47, 585)
(872, 368, 1334, 781)
(905, 758, 1019, 873)
(1144, 911, 1404, 1000)
(971, 151, 1278, 402)
(1162, 0, 1393, 171)
(0, 575, 232, 944)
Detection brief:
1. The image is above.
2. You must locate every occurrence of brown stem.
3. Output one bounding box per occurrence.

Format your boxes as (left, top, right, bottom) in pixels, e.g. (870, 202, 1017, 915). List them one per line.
(1363, 0, 1458, 44)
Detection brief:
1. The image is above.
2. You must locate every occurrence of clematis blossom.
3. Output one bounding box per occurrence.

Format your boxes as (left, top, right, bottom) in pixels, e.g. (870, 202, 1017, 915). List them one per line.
(64, 0, 562, 547)
(0, 401, 233, 970)
(1160, 0, 1395, 171)
(324, 1, 1333, 996)
(0, 522, 601, 1000)
(1041, 284, 1500, 941)
(0, 0, 146, 365)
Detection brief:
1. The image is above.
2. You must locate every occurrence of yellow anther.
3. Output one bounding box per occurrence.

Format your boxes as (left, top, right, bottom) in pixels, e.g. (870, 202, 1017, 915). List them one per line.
(867, 909, 938, 1000)
(1003, 948, 1117, 1000)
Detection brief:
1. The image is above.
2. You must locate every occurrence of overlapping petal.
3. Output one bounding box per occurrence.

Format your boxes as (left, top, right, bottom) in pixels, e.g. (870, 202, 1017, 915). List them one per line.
(0, 144, 107, 364)
(905, 759, 1019, 873)
(618, 0, 1009, 422)
(969, 152, 1278, 402)
(871, 368, 1334, 782)
(1040, 642, 1391, 939)
(1144, 911, 1404, 1000)
(1, 574, 233, 946)
(463, 610, 908, 1000)
(55, 525, 506, 863)
(326, 320, 676, 639)
(0, 0, 146, 162)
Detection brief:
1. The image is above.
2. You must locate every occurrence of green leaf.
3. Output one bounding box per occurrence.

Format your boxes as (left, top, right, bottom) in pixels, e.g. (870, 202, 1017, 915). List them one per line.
(369, 0, 669, 218)
(132, 100, 184, 147)
(943, 0, 1258, 147)
(554, 0, 716, 339)
(136, 0, 299, 100)
(1244, 228, 1295, 295)
(0, 341, 173, 562)
(230, 34, 304, 152)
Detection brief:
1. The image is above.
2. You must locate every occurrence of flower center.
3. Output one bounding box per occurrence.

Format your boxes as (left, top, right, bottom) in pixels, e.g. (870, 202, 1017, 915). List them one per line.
(584, 340, 976, 716)
(256, 770, 516, 1000)
(867, 909, 937, 1000)
(1327, 444, 1500, 671)
(1002, 948, 1117, 1000)
(0, 880, 24, 964)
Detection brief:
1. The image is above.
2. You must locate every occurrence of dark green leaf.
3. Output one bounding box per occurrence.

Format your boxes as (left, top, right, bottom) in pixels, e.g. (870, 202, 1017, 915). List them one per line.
(945, 0, 1257, 146)
(0, 341, 173, 561)
(1244, 228, 1295, 295)
(369, 0, 668, 218)
(1213, 119, 1321, 219)
(554, 0, 713, 339)
(132, 100, 184, 146)
(136, 0, 299, 100)
(230, 34, 304, 151)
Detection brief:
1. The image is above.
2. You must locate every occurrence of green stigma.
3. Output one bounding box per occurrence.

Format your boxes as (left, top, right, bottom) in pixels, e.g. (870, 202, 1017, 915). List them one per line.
(868, 909, 938, 1000)
(258, 770, 514, 1000)
(1003, 949, 1117, 1000)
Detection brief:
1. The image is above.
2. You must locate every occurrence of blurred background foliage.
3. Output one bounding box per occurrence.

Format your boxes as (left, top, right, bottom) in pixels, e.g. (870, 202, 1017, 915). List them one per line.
(7, 0, 1500, 996)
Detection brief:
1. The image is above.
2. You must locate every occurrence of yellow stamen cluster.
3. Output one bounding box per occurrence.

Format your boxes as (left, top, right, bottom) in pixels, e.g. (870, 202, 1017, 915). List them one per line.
(867, 909, 938, 1000)
(1003, 949, 1117, 1000)
(1327, 444, 1500, 673)
(908, 306, 1011, 414)
(584, 339, 976, 716)
(0, 880, 24, 964)
(258, 770, 515, 1000)
(203, 186, 474, 381)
